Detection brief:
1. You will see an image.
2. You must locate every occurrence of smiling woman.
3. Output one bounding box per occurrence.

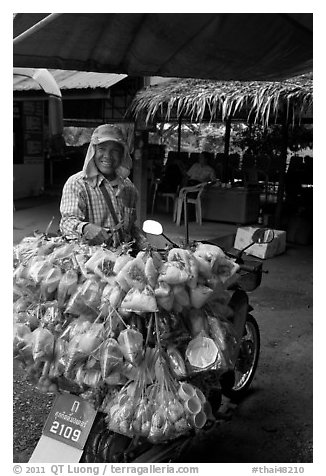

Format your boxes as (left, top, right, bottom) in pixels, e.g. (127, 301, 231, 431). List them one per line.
(94, 141, 124, 180)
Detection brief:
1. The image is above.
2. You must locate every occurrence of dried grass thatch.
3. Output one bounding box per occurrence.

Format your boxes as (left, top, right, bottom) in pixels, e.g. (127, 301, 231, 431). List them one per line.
(130, 73, 312, 127)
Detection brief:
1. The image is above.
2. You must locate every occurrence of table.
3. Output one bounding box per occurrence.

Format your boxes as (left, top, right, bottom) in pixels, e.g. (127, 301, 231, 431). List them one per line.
(201, 186, 260, 224)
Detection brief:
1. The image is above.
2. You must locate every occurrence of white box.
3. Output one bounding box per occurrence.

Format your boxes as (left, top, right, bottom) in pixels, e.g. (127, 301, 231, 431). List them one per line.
(234, 226, 286, 259)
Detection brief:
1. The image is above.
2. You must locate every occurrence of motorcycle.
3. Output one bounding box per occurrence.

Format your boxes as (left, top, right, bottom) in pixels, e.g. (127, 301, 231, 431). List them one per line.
(80, 221, 274, 463)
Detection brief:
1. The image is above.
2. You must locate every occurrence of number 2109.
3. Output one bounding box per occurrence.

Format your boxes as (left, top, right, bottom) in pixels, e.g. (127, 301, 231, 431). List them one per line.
(49, 421, 81, 442)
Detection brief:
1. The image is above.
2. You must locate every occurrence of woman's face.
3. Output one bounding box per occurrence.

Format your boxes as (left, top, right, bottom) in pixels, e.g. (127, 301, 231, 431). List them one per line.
(94, 140, 124, 178)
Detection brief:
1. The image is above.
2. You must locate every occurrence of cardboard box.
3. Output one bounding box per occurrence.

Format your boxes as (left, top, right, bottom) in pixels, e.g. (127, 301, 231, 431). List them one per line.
(234, 226, 286, 259)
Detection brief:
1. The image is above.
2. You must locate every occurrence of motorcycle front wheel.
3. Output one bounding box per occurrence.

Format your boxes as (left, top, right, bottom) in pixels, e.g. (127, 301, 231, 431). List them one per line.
(220, 314, 260, 400)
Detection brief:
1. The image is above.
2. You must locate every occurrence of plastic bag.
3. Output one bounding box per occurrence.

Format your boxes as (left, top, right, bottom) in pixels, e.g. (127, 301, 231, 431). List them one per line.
(40, 266, 63, 296)
(113, 253, 133, 275)
(118, 328, 143, 365)
(186, 308, 209, 337)
(100, 338, 124, 378)
(185, 335, 219, 370)
(57, 269, 79, 306)
(120, 286, 157, 313)
(173, 284, 190, 308)
(190, 284, 214, 309)
(32, 327, 55, 362)
(144, 256, 159, 288)
(158, 262, 189, 285)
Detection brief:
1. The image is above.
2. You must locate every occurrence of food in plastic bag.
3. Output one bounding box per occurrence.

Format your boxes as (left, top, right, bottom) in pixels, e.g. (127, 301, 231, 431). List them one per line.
(120, 286, 157, 313)
(186, 308, 209, 337)
(107, 284, 124, 309)
(156, 293, 174, 311)
(206, 314, 238, 363)
(193, 254, 212, 279)
(57, 269, 78, 306)
(118, 328, 143, 365)
(121, 257, 147, 290)
(154, 281, 171, 298)
(173, 284, 190, 308)
(158, 262, 189, 285)
(40, 267, 63, 296)
(75, 366, 102, 388)
(49, 242, 76, 263)
(185, 335, 219, 370)
(32, 327, 55, 362)
(166, 346, 187, 378)
(144, 256, 158, 288)
(190, 284, 213, 309)
(64, 323, 103, 374)
(211, 255, 240, 283)
(100, 338, 124, 378)
(194, 242, 226, 264)
(113, 253, 133, 275)
(29, 258, 54, 284)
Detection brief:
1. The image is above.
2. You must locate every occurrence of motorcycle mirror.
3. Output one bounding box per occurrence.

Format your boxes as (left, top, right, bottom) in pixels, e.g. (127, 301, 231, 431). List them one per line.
(142, 220, 163, 236)
(252, 228, 275, 244)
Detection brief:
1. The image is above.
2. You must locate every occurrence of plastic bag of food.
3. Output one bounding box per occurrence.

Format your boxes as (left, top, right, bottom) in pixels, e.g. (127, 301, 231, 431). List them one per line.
(173, 284, 190, 308)
(148, 354, 192, 443)
(192, 254, 212, 279)
(49, 242, 76, 263)
(154, 281, 171, 298)
(211, 255, 240, 283)
(75, 365, 102, 388)
(106, 284, 125, 309)
(194, 242, 226, 264)
(166, 346, 187, 379)
(118, 328, 143, 365)
(144, 256, 159, 288)
(190, 284, 214, 309)
(40, 266, 63, 296)
(29, 258, 54, 284)
(185, 335, 219, 370)
(64, 322, 104, 375)
(122, 257, 147, 290)
(168, 248, 198, 289)
(186, 308, 209, 337)
(13, 323, 34, 365)
(65, 285, 97, 318)
(120, 286, 157, 313)
(32, 327, 55, 362)
(113, 252, 133, 275)
(158, 262, 189, 286)
(156, 293, 174, 311)
(57, 269, 79, 306)
(206, 314, 238, 364)
(100, 338, 124, 378)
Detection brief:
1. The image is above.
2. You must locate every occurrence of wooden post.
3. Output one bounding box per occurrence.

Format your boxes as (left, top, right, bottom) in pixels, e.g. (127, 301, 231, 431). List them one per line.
(133, 130, 148, 227)
(177, 116, 182, 153)
(223, 117, 232, 182)
(275, 118, 289, 228)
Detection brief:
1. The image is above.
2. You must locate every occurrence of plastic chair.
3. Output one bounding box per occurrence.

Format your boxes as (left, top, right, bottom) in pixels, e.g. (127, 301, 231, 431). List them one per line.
(151, 178, 178, 214)
(173, 182, 208, 226)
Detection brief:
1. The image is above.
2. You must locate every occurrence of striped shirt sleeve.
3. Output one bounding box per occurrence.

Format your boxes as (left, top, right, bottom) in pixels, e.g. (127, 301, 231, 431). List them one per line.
(59, 175, 89, 239)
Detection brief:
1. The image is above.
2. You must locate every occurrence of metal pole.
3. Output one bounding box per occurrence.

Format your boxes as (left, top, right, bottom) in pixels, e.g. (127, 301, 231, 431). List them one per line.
(13, 13, 62, 45)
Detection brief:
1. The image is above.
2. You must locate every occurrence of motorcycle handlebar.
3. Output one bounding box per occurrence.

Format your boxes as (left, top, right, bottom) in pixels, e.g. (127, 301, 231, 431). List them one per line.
(239, 262, 262, 273)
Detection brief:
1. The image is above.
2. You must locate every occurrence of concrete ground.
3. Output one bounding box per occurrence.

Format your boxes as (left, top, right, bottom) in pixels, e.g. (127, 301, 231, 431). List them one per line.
(12, 194, 313, 463)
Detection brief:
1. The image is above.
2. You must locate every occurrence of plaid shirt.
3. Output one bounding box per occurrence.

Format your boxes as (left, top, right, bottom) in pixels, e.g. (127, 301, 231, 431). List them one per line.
(60, 172, 142, 245)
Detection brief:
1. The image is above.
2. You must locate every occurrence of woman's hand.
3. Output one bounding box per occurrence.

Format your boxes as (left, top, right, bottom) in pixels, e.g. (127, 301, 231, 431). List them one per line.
(83, 224, 111, 245)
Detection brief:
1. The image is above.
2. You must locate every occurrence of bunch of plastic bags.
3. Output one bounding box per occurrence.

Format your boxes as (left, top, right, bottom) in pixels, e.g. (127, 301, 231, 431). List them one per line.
(13, 231, 242, 443)
(104, 346, 213, 443)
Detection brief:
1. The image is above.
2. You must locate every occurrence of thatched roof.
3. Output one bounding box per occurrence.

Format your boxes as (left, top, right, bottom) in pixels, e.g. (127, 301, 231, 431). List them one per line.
(130, 73, 313, 127)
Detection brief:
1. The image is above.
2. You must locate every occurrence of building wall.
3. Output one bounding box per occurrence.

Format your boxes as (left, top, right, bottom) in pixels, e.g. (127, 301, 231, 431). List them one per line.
(13, 99, 45, 199)
(14, 163, 44, 199)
